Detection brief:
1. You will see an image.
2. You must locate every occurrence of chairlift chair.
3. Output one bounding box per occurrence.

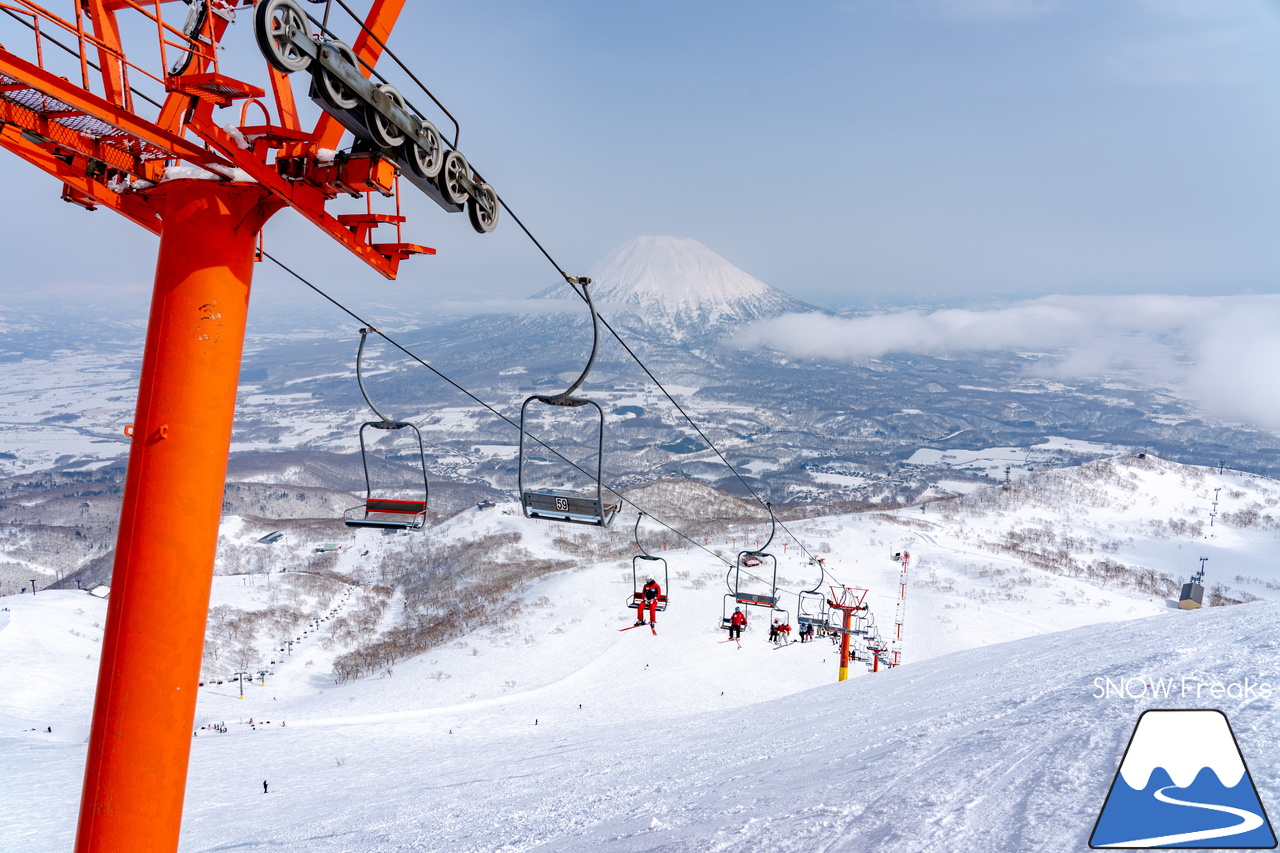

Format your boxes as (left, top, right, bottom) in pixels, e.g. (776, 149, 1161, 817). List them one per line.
(797, 551, 828, 628)
(721, 594, 742, 630)
(852, 609, 874, 636)
(797, 590, 828, 628)
(730, 551, 778, 609)
(518, 277, 618, 527)
(343, 329, 429, 530)
(721, 503, 779, 627)
(628, 512, 669, 612)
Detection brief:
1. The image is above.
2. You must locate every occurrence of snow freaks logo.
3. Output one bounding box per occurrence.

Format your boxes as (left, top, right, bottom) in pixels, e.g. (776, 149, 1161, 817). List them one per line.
(1090, 710, 1277, 849)
(1092, 676, 1274, 701)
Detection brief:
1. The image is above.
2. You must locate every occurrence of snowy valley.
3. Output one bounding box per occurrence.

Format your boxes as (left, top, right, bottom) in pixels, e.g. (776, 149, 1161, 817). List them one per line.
(2, 238, 1280, 851)
(3, 453, 1280, 851)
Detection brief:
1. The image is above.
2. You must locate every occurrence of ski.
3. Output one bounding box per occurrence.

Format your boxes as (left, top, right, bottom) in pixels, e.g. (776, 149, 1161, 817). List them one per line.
(619, 622, 650, 632)
(651, 625, 657, 635)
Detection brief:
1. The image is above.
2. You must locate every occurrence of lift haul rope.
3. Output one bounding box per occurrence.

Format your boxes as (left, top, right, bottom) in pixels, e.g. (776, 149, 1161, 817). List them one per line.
(6, 0, 856, 594)
(249, 3, 875, 615)
(296, 0, 817, 571)
(260, 251, 731, 569)
(261, 251, 880, 623)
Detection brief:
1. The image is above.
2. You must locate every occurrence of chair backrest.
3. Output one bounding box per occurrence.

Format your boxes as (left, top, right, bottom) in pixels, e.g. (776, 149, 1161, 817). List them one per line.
(523, 490, 617, 526)
(365, 498, 426, 514)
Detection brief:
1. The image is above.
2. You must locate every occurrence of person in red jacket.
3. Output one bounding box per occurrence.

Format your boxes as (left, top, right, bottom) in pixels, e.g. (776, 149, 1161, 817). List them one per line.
(728, 606, 747, 639)
(633, 575, 662, 626)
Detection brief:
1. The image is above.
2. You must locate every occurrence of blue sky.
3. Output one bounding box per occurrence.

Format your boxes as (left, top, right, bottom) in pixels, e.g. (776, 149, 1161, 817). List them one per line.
(1, 0, 1279, 310)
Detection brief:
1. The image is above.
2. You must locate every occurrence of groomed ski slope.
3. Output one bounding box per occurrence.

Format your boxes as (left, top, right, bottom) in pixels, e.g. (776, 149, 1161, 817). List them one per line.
(3, 455, 1278, 851)
(2, 592, 1277, 851)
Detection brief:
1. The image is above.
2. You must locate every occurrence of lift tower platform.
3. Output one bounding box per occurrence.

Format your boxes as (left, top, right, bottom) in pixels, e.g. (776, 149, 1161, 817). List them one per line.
(0, 3, 493, 851)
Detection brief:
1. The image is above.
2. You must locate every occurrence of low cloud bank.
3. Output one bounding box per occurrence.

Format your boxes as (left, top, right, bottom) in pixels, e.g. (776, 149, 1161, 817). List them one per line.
(738, 294, 1280, 430)
(432, 297, 586, 316)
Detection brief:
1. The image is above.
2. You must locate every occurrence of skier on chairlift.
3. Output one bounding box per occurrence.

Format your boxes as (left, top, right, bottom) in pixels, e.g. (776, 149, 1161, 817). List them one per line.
(634, 575, 662, 627)
(728, 606, 747, 639)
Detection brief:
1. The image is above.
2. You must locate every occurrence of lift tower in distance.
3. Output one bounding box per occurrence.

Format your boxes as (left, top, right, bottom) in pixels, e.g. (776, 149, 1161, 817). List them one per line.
(827, 586, 870, 681)
(0, 3, 497, 851)
(892, 549, 909, 666)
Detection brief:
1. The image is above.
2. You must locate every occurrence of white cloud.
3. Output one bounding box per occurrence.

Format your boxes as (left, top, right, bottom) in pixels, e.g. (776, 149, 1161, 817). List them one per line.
(738, 294, 1280, 429)
(430, 298, 586, 316)
(1103, 1, 1280, 87)
(1106, 27, 1265, 86)
(1182, 301, 1280, 430)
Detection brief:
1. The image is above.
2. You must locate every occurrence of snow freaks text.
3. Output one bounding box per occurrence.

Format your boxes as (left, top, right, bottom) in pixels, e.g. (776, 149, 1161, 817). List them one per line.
(1092, 676, 1275, 701)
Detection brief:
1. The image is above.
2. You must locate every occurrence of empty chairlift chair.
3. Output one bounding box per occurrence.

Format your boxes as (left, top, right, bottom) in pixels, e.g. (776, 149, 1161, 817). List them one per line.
(797, 555, 829, 630)
(343, 328, 429, 531)
(518, 276, 618, 527)
(797, 590, 828, 630)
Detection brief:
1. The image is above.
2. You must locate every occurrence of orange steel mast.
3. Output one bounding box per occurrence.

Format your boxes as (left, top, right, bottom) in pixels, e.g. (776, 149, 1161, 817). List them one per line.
(76, 179, 282, 853)
(827, 585, 869, 682)
(0, 2, 480, 851)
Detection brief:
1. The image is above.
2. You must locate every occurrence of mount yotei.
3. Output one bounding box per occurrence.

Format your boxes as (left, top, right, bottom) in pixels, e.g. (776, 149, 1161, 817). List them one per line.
(532, 236, 819, 342)
(3, 236, 1278, 508)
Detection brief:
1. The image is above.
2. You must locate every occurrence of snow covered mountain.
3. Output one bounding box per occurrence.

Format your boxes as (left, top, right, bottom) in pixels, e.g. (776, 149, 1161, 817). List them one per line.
(532, 236, 819, 343)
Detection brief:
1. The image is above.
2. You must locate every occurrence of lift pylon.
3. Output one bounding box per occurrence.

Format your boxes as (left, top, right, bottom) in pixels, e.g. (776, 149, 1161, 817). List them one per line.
(826, 585, 869, 682)
(0, 4, 482, 852)
(77, 179, 281, 853)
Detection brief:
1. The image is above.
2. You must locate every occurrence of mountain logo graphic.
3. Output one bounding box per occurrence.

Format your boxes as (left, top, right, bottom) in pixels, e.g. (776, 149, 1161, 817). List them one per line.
(1091, 709, 1276, 849)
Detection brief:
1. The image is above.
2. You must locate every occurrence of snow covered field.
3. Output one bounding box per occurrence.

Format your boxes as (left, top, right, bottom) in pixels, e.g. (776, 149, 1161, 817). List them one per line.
(4, 591, 1278, 851)
(3, 455, 1279, 851)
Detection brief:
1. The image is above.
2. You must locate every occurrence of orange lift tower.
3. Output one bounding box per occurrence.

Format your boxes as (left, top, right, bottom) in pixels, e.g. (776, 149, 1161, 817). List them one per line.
(826, 585, 869, 682)
(0, 2, 497, 851)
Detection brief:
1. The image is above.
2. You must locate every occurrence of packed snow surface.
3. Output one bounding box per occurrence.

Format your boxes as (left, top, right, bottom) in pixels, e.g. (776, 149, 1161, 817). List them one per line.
(4, 590, 1278, 852)
(3, 456, 1279, 851)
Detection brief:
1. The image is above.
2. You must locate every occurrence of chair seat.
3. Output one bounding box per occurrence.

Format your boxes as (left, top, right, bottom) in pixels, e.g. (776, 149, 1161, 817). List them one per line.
(523, 490, 618, 526)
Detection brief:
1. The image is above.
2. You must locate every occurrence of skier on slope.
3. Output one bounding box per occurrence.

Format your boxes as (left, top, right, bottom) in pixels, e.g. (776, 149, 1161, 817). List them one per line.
(728, 606, 747, 640)
(633, 575, 662, 627)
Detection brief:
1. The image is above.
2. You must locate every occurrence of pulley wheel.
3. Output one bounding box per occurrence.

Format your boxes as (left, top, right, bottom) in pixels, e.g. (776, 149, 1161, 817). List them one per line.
(437, 150, 470, 206)
(316, 40, 360, 111)
(404, 119, 444, 180)
(467, 182, 500, 234)
(170, 0, 209, 76)
(255, 0, 311, 74)
(367, 84, 407, 149)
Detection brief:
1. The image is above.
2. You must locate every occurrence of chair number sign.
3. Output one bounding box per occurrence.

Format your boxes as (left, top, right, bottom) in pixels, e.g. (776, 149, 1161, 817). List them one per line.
(555, 497, 569, 512)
